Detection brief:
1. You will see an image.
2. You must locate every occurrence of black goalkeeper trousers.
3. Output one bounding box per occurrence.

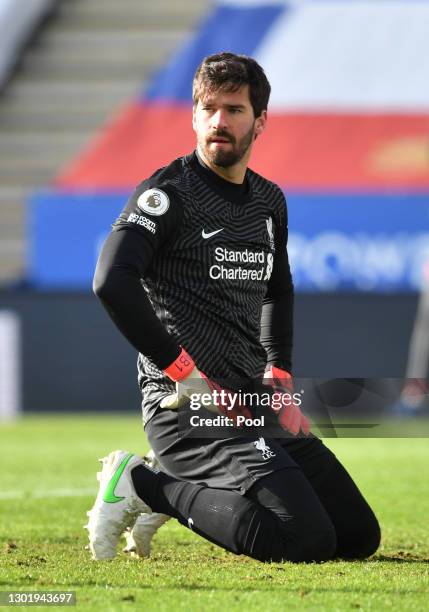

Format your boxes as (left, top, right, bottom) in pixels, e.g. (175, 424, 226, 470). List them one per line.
(136, 413, 381, 563)
(243, 459, 381, 562)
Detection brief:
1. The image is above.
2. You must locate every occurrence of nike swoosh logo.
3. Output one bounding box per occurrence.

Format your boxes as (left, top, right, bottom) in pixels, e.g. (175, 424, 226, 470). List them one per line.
(202, 228, 224, 239)
(103, 453, 134, 503)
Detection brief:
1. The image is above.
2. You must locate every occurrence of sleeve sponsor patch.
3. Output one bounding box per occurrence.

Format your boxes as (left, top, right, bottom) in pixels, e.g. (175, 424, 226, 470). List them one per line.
(137, 188, 170, 216)
(127, 213, 157, 234)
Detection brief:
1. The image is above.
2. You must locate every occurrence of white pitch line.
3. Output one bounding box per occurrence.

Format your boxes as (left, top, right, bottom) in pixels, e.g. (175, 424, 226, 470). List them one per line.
(0, 488, 95, 500)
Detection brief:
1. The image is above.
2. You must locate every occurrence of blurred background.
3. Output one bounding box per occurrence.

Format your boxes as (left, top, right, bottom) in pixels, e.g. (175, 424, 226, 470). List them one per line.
(0, 0, 428, 418)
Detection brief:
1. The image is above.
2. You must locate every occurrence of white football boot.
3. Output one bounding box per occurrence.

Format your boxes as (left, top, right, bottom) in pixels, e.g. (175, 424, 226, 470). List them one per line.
(85, 450, 152, 560)
(123, 449, 171, 558)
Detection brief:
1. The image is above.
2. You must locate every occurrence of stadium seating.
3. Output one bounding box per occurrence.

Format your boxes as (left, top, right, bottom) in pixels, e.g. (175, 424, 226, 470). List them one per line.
(0, 0, 210, 283)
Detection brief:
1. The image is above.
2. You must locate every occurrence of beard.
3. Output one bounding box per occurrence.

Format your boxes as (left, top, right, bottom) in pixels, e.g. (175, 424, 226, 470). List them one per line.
(199, 123, 255, 168)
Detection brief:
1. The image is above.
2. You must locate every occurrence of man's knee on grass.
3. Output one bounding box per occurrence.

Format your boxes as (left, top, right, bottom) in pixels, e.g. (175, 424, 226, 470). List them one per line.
(240, 505, 337, 563)
(336, 513, 381, 560)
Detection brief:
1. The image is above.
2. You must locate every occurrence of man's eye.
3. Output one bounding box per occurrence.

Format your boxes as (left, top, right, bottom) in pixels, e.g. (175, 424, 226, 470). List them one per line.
(230, 108, 241, 114)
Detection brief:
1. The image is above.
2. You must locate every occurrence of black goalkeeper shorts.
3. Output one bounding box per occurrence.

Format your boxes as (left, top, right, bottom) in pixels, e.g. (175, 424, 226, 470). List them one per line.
(145, 406, 333, 495)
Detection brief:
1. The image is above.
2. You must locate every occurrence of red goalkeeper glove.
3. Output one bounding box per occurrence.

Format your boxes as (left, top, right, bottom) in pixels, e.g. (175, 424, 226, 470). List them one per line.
(162, 347, 251, 423)
(264, 365, 310, 436)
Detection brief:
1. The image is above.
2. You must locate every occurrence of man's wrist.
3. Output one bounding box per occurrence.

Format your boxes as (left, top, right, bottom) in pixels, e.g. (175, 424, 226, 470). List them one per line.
(163, 347, 195, 381)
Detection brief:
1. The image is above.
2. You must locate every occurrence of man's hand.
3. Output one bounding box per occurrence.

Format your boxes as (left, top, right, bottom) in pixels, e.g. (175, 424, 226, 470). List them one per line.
(160, 366, 213, 410)
(161, 348, 252, 422)
(264, 365, 310, 436)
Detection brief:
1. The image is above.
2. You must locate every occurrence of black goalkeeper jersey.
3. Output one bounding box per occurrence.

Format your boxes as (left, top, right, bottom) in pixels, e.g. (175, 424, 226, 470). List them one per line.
(94, 151, 293, 423)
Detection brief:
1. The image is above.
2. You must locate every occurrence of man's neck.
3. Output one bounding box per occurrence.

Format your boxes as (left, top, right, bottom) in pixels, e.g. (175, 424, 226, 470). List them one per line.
(196, 146, 249, 185)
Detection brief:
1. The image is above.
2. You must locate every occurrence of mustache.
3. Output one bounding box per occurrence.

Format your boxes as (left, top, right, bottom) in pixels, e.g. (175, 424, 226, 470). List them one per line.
(208, 130, 235, 144)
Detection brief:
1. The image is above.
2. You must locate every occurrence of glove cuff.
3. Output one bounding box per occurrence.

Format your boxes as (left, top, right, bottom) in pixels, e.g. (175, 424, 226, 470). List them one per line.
(264, 365, 292, 380)
(163, 347, 195, 382)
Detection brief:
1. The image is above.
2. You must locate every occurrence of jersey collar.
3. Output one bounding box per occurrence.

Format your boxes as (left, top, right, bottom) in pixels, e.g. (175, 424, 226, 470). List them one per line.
(186, 150, 253, 206)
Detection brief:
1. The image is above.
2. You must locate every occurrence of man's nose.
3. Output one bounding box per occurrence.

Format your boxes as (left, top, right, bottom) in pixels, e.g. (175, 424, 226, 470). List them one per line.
(211, 109, 228, 130)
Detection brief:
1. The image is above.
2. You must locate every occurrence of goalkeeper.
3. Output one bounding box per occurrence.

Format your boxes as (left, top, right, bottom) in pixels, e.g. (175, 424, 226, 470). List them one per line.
(87, 52, 380, 563)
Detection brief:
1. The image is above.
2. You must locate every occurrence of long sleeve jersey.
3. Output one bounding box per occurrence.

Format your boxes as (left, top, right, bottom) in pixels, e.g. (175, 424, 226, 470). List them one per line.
(94, 151, 294, 423)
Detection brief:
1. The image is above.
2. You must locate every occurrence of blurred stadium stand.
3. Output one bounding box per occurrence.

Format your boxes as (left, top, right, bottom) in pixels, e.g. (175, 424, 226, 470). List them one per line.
(28, 0, 429, 292)
(0, 0, 56, 90)
(0, 0, 211, 283)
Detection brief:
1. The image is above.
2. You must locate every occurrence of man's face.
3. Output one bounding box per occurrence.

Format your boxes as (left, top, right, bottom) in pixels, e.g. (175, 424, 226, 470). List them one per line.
(193, 85, 266, 169)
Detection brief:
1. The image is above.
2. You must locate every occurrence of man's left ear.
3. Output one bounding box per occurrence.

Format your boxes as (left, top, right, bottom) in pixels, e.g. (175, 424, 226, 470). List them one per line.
(254, 110, 267, 138)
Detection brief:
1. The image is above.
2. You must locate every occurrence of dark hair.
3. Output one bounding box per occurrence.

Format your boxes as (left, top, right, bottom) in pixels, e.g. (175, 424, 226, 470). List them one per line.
(193, 52, 271, 118)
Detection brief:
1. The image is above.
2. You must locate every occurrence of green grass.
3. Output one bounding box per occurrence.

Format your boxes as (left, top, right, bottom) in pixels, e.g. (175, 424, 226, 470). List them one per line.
(1, 415, 428, 611)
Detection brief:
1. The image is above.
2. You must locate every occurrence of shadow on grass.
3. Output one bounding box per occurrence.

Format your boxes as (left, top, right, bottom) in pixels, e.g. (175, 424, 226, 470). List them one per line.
(372, 554, 429, 564)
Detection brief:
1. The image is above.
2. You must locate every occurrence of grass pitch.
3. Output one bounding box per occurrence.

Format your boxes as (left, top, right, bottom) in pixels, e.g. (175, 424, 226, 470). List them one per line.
(1, 415, 428, 611)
